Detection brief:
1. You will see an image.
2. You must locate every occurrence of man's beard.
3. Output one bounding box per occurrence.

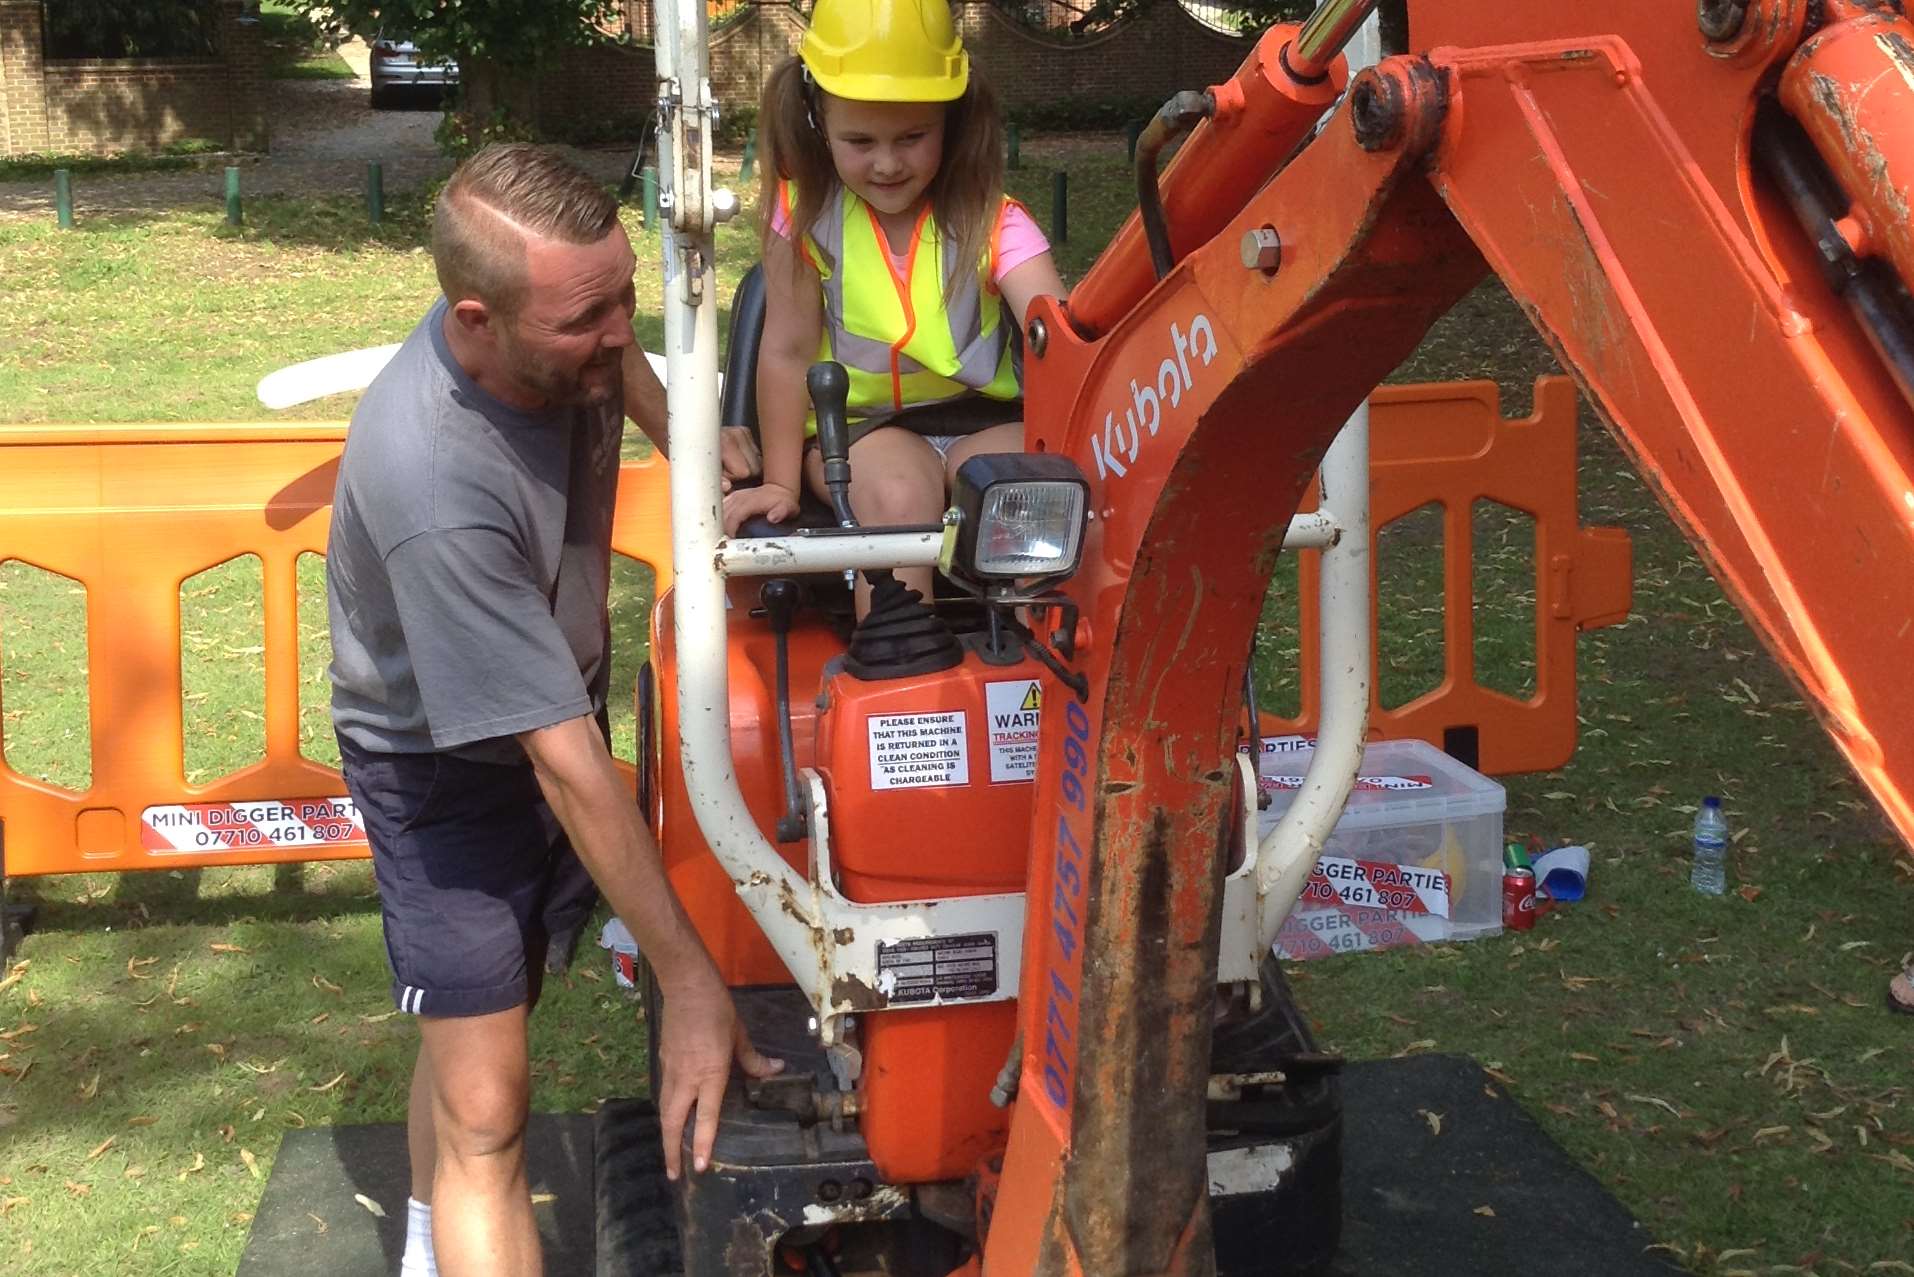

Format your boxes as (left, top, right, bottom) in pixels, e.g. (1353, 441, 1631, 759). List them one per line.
(497, 325, 620, 409)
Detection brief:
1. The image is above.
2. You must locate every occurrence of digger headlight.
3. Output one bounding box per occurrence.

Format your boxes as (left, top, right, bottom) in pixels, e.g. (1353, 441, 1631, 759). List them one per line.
(940, 454, 1090, 583)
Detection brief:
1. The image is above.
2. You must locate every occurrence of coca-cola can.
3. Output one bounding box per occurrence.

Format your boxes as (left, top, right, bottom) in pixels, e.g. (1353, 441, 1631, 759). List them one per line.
(1502, 867, 1537, 931)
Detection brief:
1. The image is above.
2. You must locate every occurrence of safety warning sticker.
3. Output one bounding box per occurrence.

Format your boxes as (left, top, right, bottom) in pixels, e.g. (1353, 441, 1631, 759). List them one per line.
(875, 932, 998, 1004)
(140, 796, 365, 855)
(984, 679, 1041, 783)
(868, 710, 970, 790)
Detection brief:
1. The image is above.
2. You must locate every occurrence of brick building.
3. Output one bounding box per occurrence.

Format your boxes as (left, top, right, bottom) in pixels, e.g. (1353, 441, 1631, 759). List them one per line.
(0, 0, 267, 158)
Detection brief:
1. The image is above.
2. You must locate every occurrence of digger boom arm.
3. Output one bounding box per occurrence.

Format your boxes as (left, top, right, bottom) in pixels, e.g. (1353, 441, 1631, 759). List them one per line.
(984, 2, 1914, 1272)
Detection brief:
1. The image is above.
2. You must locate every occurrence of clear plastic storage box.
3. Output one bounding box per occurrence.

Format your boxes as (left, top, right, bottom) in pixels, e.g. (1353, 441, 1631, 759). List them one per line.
(1252, 736, 1506, 959)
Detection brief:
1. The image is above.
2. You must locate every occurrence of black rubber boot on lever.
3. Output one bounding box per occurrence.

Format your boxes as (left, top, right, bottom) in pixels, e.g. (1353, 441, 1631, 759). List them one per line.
(807, 360, 963, 681)
(762, 577, 809, 843)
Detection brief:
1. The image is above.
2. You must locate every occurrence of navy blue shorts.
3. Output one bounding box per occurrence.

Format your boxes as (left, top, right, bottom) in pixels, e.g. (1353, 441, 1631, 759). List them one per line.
(340, 736, 598, 1019)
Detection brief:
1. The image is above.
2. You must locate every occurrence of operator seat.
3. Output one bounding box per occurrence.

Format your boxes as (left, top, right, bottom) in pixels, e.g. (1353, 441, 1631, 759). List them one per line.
(721, 264, 838, 538)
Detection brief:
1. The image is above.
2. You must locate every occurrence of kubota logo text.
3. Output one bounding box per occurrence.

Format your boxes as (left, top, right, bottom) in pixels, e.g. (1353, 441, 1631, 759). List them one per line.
(1091, 312, 1219, 481)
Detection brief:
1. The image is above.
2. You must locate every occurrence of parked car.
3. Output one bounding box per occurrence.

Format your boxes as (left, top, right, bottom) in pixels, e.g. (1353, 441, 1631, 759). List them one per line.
(368, 31, 458, 108)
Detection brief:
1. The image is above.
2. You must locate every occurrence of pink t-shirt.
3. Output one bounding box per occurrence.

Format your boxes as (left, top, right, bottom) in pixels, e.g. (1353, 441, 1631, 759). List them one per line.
(772, 193, 1050, 285)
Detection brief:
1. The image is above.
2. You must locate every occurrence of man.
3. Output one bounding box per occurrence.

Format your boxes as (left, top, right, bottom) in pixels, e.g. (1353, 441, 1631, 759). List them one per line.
(327, 143, 779, 1277)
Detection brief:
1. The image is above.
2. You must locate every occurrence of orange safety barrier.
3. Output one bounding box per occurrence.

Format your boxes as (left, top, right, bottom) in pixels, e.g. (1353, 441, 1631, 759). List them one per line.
(0, 380, 1624, 879)
(0, 423, 673, 879)
(1266, 376, 1631, 773)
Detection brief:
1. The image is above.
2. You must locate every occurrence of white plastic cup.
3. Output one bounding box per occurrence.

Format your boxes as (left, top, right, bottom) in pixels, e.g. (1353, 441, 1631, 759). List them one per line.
(1533, 845, 1590, 903)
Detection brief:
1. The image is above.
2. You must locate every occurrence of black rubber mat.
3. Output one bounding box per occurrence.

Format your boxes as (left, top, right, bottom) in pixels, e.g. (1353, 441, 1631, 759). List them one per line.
(243, 1055, 1679, 1275)
(236, 1113, 596, 1277)
(1335, 1054, 1683, 1275)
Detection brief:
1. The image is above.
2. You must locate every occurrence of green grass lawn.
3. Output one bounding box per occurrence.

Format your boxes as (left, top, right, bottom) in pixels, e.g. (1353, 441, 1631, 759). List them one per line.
(258, 1, 356, 82)
(3, 149, 1913, 1274)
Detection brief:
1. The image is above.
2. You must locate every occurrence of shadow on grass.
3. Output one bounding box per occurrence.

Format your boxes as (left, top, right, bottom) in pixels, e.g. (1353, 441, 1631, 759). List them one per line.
(15, 868, 382, 938)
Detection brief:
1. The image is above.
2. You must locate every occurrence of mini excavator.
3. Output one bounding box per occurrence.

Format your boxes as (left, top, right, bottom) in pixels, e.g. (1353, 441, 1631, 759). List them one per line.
(631, 0, 1914, 1273)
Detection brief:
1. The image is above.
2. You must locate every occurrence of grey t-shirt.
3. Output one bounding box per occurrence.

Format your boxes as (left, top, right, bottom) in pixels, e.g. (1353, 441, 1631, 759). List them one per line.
(327, 297, 623, 764)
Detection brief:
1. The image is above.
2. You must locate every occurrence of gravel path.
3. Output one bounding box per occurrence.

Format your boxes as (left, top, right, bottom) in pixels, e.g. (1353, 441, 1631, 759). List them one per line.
(0, 50, 1102, 224)
(0, 52, 637, 222)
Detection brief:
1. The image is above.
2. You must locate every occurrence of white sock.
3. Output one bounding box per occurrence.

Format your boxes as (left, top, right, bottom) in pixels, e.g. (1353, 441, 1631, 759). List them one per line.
(400, 1196, 438, 1277)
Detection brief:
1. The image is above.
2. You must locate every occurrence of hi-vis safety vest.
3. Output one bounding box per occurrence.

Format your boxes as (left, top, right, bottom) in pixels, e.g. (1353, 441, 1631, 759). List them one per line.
(783, 180, 1022, 426)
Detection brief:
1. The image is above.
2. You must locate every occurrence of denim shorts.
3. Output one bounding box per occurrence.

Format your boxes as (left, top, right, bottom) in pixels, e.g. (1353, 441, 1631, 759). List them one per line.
(339, 736, 598, 1018)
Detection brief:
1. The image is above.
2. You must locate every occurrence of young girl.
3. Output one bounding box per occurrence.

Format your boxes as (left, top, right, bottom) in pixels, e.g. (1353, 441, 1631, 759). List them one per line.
(722, 0, 1067, 612)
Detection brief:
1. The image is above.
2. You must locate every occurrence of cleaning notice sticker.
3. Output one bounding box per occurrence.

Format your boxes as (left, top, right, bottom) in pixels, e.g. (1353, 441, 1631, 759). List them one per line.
(984, 679, 1041, 782)
(868, 710, 970, 790)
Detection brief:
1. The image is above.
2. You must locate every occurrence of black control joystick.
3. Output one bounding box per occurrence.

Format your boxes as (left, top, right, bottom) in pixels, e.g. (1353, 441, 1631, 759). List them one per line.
(808, 361, 856, 528)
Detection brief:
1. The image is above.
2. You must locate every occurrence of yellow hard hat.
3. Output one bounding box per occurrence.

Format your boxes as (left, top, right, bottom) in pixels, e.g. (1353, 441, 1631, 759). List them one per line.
(800, 0, 970, 103)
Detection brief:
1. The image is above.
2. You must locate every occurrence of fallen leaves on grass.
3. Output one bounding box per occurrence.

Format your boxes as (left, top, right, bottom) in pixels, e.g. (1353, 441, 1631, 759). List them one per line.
(1753, 1125, 1791, 1143)
(126, 1115, 157, 1128)
(0, 961, 29, 994)
(1626, 1094, 1684, 1120)
(0, 1197, 27, 1216)
(77, 1073, 100, 1102)
(1393, 1039, 1436, 1057)
(239, 1148, 259, 1179)
(85, 1135, 116, 1161)
(63, 1181, 89, 1198)
(126, 957, 158, 980)
(312, 974, 342, 996)
(208, 943, 249, 955)
(176, 1152, 205, 1180)
(1872, 1150, 1914, 1175)
(1736, 885, 1763, 903)
(308, 1071, 347, 1093)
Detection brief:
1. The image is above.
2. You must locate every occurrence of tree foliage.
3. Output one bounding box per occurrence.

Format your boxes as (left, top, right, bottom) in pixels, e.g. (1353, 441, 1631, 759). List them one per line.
(1028, 0, 1314, 37)
(283, 0, 627, 70)
(43, 0, 222, 59)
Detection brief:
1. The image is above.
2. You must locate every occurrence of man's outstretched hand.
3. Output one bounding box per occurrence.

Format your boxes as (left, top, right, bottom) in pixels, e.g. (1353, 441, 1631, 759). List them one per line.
(656, 967, 784, 1179)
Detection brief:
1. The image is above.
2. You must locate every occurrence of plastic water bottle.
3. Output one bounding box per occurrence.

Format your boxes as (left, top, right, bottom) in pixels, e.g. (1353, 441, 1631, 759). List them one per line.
(1689, 796, 1728, 895)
